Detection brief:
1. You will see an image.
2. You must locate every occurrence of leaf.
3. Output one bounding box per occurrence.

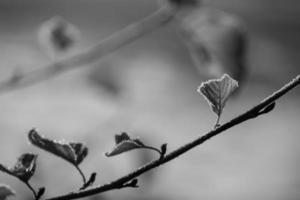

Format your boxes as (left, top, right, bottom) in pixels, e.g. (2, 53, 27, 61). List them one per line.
(105, 132, 146, 157)
(38, 16, 80, 57)
(0, 184, 15, 200)
(124, 179, 139, 188)
(28, 129, 88, 166)
(198, 74, 238, 117)
(178, 7, 247, 85)
(0, 153, 37, 182)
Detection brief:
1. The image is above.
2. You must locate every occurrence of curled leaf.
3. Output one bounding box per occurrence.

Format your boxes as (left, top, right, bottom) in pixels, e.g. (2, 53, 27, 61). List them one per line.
(38, 16, 80, 57)
(105, 132, 150, 157)
(0, 184, 15, 200)
(198, 74, 238, 122)
(28, 129, 88, 166)
(0, 153, 37, 182)
(178, 7, 247, 85)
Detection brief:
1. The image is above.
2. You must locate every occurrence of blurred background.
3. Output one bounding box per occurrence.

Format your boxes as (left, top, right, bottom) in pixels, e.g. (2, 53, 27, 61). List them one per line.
(0, 0, 299, 199)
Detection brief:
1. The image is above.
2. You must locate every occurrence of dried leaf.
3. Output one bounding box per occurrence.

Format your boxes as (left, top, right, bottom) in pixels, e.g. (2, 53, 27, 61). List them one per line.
(115, 132, 131, 144)
(178, 7, 247, 85)
(69, 143, 88, 166)
(105, 132, 146, 157)
(0, 184, 15, 200)
(38, 16, 80, 57)
(28, 129, 88, 166)
(198, 74, 238, 117)
(0, 153, 37, 182)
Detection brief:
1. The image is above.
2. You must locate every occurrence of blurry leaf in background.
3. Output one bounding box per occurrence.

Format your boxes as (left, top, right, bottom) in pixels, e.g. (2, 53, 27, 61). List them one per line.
(198, 74, 238, 120)
(38, 15, 80, 59)
(28, 129, 88, 166)
(169, 0, 199, 6)
(158, 0, 199, 7)
(178, 7, 247, 85)
(0, 184, 15, 200)
(88, 61, 122, 97)
(0, 153, 37, 182)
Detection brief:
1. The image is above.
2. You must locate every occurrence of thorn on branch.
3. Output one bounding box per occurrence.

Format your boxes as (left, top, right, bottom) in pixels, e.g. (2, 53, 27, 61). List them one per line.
(121, 179, 139, 188)
(250, 102, 276, 119)
(36, 187, 46, 200)
(160, 143, 167, 159)
(258, 102, 276, 115)
(80, 172, 97, 190)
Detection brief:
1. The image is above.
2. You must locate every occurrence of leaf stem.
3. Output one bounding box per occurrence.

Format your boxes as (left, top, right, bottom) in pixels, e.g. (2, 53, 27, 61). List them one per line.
(214, 114, 221, 128)
(0, 5, 177, 95)
(46, 75, 300, 200)
(24, 181, 38, 199)
(142, 146, 163, 156)
(75, 165, 87, 186)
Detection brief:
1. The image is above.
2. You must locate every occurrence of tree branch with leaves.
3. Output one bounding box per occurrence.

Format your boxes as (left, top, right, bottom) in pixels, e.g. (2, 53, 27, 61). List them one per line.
(0, 0, 298, 200)
(0, 74, 299, 200)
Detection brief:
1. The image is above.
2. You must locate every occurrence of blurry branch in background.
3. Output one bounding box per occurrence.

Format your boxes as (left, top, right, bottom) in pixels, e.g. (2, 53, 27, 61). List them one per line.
(0, 4, 178, 94)
(46, 74, 300, 200)
(0, 0, 248, 95)
(177, 7, 248, 84)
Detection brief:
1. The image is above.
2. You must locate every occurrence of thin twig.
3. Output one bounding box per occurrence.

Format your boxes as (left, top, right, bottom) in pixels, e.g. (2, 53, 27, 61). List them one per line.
(0, 5, 177, 94)
(142, 145, 163, 155)
(46, 75, 300, 200)
(75, 165, 87, 186)
(214, 115, 221, 128)
(25, 182, 38, 199)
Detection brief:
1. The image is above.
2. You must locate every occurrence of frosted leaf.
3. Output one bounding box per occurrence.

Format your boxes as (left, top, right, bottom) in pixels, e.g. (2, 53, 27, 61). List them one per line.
(28, 129, 88, 166)
(198, 74, 238, 117)
(179, 7, 247, 84)
(38, 16, 80, 57)
(105, 132, 146, 157)
(0, 153, 37, 182)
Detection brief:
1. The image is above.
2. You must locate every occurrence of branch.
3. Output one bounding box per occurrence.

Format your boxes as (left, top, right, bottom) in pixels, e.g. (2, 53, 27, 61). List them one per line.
(46, 75, 300, 200)
(0, 5, 177, 94)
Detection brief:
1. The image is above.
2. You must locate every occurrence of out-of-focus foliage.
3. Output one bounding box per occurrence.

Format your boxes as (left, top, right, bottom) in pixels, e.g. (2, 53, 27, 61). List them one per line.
(0, 184, 15, 200)
(105, 132, 161, 157)
(178, 7, 247, 85)
(38, 16, 80, 59)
